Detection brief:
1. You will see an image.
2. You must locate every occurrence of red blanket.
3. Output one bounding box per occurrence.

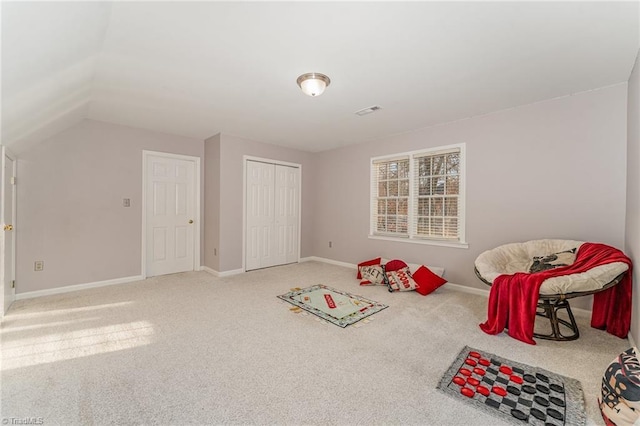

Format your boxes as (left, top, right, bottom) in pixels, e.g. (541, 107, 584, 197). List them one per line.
(479, 243, 632, 345)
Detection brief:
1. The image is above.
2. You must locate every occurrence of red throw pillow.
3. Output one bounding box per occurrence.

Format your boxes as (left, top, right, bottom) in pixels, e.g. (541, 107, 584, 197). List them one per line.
(385, 259, 408, 272)
(413, 265, 447, 295)
(357, 257, 382, 279)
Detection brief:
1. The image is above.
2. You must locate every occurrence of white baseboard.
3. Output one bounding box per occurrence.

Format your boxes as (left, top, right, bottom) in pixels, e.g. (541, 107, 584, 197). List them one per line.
(571, 306, 592, 317)
(300, 257, 596, 315)
(200, 266, 217, 276)
(629, 332, 638, 349)
(15, 275, 144, 300)
(200, 266, 244, 277)
(443, 282, 593, 316)
(220, 268, 244, 277)
(299, 256, 356, 269)
(444, 282, 490, 297)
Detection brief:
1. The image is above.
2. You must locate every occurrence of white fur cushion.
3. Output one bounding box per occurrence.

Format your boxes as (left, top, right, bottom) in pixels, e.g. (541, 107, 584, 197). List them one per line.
(474, 239, 628, 295)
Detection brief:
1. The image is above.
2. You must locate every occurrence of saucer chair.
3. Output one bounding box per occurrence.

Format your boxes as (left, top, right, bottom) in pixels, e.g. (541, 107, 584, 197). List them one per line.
(474, 239, 629, 341)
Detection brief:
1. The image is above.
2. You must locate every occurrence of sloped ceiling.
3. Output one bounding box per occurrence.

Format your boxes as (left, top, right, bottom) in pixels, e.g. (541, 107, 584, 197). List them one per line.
(2, 1, 112, 153)
(2, 1, 639, 154)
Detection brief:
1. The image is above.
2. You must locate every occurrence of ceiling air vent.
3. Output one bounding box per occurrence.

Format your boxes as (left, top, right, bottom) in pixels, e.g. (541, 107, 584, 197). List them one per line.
(355, 105, 382, 116)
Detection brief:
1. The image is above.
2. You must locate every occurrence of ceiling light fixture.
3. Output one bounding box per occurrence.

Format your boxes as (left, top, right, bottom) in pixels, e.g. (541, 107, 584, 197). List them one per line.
(296, 72, 331, 97)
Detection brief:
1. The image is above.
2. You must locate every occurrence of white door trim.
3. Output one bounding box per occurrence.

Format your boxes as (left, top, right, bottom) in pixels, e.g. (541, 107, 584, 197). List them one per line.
(1, 146, 17, 316)
(141, 150, 201, 279)
(242, 155, 302, 272)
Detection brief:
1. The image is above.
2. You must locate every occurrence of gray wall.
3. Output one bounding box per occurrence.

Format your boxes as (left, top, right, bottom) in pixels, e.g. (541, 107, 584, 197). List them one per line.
(312, 84, 628, 305)
(14, 80, 633, 320)
(204, 134, 221, 272)
(16, 119, 204, 293)
(216, 134, 314, 272)
(626, 49, 640, 346)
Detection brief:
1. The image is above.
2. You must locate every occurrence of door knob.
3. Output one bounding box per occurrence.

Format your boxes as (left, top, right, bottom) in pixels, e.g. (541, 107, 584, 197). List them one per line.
(188, 220, 194, 224)
(4, 224, 13, 231)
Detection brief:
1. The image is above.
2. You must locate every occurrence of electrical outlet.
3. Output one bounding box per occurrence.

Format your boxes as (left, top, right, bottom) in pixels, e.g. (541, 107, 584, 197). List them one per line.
(329, 241, 332, 248)
(34, 261, 44, 271)
(123, 198, 131, 207)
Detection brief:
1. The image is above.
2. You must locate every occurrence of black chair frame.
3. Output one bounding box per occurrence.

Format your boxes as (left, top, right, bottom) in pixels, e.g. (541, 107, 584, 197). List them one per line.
(474, 268, 626, 341)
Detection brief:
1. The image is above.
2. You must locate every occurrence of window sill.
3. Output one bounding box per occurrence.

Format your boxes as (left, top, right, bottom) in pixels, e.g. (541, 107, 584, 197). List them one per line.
(368, 234, 469, 249)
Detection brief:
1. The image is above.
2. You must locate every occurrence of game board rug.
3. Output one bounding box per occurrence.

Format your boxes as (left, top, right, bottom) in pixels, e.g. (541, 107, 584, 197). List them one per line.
(437, 346, 586, 426)
(277, 284, 388, 328)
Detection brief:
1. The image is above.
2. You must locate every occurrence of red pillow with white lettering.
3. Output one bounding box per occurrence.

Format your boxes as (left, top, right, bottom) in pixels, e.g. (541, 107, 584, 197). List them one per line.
(359, 265, 387, 286)
(357, 257, 382, 279)
(413, 266, 447, 295)
(386, 266, 418, 292)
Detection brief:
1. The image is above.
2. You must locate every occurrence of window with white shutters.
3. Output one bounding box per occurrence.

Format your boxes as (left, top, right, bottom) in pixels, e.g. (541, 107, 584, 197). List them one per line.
(370, 144, 467, 247)
(371, 156, 410, 236)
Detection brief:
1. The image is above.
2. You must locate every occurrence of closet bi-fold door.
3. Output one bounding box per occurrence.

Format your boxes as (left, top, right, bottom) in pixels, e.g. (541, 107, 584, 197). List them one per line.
(274, 164, 299, 266)
(246, 161, 275, 271)
(246, 161, 299, 271)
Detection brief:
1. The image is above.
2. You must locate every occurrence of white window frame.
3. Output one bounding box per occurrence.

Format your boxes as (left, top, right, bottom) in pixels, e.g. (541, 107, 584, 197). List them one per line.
(369, 143, 468, 249)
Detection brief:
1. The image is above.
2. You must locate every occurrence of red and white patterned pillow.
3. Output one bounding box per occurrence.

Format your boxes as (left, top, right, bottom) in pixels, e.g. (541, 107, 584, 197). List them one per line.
(599, 346, 640, 426)
(357, 257, 382, 279)
(359, 265, 387, 286)
(386, 266, 418, 292)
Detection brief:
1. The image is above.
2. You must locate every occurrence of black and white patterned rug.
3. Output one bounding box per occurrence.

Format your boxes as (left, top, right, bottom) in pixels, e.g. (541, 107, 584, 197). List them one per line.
(437, 346, 586, 425)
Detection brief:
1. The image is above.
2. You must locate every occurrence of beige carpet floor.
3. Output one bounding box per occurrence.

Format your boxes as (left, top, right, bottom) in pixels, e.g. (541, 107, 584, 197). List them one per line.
(0, 261, 632, 425)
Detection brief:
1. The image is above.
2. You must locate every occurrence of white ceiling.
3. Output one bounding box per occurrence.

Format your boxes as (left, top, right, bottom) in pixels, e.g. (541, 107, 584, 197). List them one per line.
(2, 1, 639, 153)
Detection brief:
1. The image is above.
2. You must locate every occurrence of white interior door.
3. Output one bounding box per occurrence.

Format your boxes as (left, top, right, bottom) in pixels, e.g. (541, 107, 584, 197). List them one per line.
(275, 165, 299, 265)
(145, 154, 196, 277)
(1, 147, 16, 315)
(245, 160, 299, 271)
(246, 161, 275, 271)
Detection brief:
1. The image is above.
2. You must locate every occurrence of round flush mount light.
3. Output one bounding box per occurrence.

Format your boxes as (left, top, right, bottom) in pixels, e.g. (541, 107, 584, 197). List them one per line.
(296, 72, 331, 97)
